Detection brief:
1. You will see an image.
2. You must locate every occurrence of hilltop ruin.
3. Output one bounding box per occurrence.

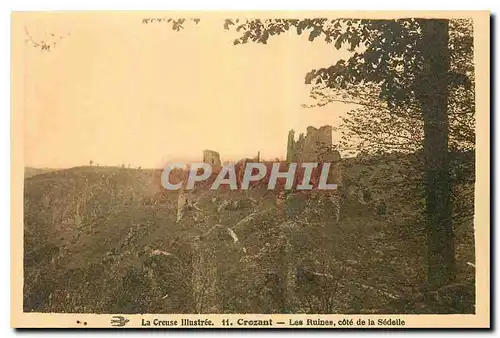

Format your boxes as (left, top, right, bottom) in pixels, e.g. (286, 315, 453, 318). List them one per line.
(286, 125, 340, 163)
(202, 150, 222, 169)
(286, 125, 342, 186)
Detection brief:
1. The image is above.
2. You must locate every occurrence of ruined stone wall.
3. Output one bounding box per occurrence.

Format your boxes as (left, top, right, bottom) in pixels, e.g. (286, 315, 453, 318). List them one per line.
(286, 125, 342, 186)
(300, 126, 333, 162)
(203, 150, 222, 168)
(287, 125, 335, 162)
(286, 130, 296, 162)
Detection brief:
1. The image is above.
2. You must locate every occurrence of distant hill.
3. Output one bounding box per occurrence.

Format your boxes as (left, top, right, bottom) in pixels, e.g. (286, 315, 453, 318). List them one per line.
(24, 167, 58, 178)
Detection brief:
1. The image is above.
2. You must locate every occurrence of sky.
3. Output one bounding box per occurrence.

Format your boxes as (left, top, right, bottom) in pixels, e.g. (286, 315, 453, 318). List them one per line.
(17, 13, 355, 168)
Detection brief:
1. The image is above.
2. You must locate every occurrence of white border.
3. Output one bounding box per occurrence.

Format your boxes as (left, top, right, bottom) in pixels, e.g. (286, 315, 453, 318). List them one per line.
(4, 1, 498, 337)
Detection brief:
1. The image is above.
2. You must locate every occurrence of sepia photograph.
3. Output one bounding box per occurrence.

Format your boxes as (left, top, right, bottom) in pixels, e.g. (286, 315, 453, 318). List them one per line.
(10, 10, 490, 328)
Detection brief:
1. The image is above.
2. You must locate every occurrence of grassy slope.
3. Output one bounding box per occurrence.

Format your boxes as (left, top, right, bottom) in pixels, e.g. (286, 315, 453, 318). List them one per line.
(23, 163, 475, 314)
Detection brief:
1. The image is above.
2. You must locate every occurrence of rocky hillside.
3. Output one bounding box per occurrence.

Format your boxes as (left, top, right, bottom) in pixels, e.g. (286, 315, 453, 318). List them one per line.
(23, 158, 476, 314)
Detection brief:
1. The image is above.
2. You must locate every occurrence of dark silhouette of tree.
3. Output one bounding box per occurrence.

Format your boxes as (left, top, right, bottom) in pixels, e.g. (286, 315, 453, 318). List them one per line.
(24, 26, 70, 52)
(417, 20, 454, 288)
(221, 17, 473, 289)
(301, 19, 475, 244)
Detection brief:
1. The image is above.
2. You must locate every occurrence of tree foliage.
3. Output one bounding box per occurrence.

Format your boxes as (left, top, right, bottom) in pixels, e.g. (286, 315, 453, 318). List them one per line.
(23, 26, 70, 52)
(141, 17, 201, 30)
(224, 17, 475, 289)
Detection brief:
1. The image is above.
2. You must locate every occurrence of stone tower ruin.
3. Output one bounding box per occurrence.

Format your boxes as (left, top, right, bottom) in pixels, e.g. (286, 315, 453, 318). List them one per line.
(203, 150, 222, 169)
(286, 125, 342, 186)
(287, 125, 339, 162)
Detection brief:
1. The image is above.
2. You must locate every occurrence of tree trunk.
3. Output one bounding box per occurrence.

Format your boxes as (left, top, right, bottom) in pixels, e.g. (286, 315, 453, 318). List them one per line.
(417, 19, 455, 289)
